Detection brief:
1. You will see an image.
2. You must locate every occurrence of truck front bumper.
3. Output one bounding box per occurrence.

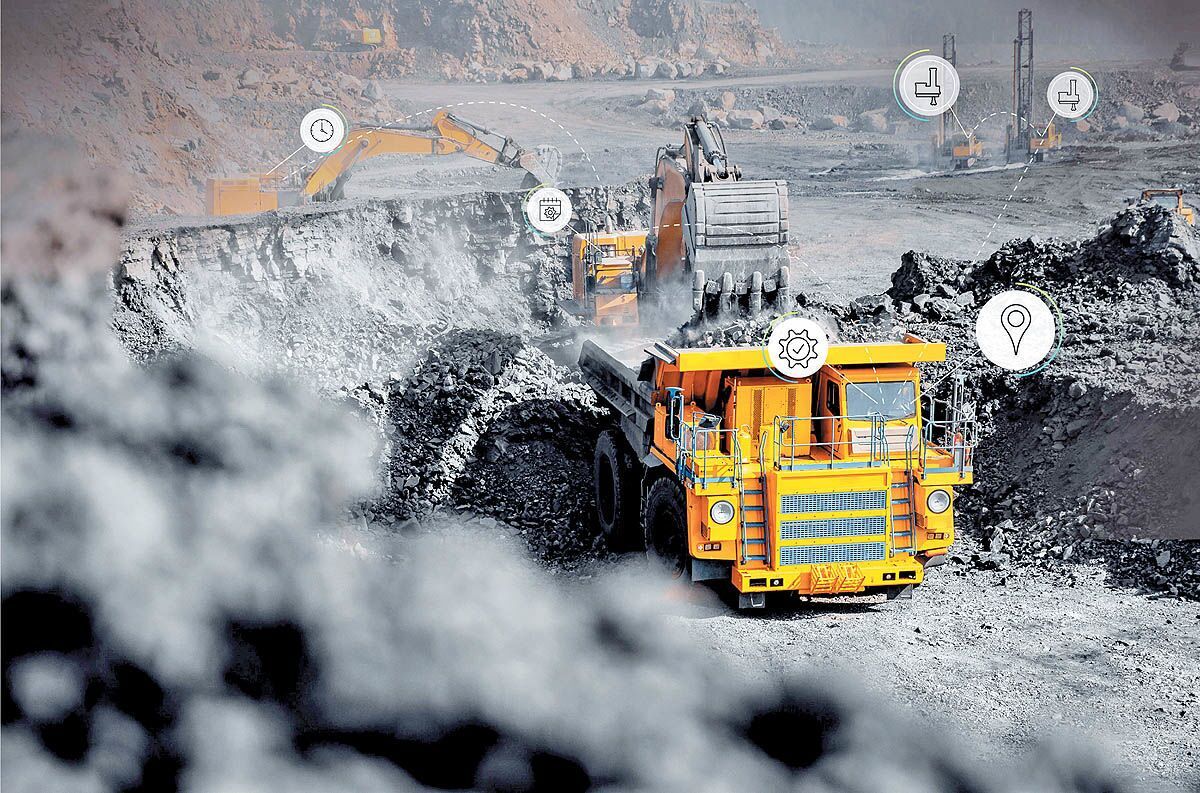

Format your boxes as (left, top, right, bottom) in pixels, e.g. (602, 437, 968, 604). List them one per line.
(731, 555, 925, 596)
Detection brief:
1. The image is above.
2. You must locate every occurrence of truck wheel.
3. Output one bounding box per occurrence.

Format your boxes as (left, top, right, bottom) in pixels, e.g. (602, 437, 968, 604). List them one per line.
(594, 430, 640, 550)
(642, 477, 689, 578)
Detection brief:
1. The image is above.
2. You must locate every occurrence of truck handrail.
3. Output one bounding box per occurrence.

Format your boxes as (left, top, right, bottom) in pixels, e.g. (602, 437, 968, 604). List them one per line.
(920, 377, 977, 477)
(676, 412, 750, 488)
(772, 413, 893, 470)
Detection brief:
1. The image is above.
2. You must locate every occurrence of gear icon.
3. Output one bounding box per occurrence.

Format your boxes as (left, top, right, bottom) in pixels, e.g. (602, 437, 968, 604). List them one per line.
(778, 328, 820, 370)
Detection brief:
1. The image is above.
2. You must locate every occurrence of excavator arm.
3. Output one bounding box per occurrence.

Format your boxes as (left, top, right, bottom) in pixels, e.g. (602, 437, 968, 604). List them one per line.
(302, 111, 558, 200)
(205, 111, 559, 215)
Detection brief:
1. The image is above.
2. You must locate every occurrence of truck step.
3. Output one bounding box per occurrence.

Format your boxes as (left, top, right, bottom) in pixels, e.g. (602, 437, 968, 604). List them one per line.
(742, 504, 764, 511)
(743, 538, 766, 544)
(891, 481, 910, 489)
(743, 521, 765, 528)
(744, 489, 764, 495)
(742, 555, 768, 562)
(891, 497, 910, 504)
(891, 514, 912, 521)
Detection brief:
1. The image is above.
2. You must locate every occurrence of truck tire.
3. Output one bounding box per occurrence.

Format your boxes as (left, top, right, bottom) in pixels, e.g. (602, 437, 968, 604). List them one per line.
(641, 476, 689, 578)
(594, 430, 640, 550)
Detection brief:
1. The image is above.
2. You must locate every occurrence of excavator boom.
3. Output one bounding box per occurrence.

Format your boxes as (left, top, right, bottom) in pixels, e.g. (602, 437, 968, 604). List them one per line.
(205, 110, 560, 215)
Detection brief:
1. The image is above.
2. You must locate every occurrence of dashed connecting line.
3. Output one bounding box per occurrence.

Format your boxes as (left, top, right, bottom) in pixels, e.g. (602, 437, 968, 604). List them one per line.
(265, 100, 603, 187)
(973, 150, 1037, 260)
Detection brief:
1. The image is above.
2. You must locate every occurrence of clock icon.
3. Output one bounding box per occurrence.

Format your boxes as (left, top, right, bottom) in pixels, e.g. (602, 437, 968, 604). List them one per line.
(300, 107, 345, 153)
(310, 118, 336, 143)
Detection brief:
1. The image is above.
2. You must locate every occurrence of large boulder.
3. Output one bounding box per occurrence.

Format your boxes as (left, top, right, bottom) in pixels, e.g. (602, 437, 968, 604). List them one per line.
(727, 109, 764, 130)
(636, 99, 672, 116)
(1152, 102, 1181, 123)
(363, 79, 385, 102)
(1118, 101, 1145, 122)
(857, 110, 889, 133)
(656, 61, 679, 80)
(645, 87, 675, 103)
(237, 67, 265, 89)
(548, 62, 574, 82)
(809, 114, 849, 131)
(758, 105, 782, 124)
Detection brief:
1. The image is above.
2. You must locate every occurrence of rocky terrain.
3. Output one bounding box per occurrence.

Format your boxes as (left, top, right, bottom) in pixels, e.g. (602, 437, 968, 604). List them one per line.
(1, 0, 795, 214)
(5, 4, 1200, 787)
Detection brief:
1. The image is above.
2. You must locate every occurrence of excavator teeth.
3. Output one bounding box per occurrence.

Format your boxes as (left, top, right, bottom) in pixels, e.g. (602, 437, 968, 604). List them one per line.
(692, 264, 793, 323)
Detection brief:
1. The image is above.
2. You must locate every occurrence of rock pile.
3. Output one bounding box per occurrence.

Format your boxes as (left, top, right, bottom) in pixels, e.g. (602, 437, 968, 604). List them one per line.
(382, 330, 607, 564)
(890, 204, 1200, 597)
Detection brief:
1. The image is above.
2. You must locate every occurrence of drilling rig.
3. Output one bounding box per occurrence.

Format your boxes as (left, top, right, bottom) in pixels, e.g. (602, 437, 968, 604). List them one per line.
(1006, 9, 1060, 163)
(932, 33, 982, 170)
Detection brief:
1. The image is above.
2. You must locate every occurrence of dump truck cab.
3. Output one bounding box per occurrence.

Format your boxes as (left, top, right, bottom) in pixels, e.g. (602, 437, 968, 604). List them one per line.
(581, 335, 975, 608)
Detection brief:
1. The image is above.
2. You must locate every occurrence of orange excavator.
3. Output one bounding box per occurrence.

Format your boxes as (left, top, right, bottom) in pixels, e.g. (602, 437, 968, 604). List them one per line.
(205, 111, 561, 216)
(567, 116, 790, 326)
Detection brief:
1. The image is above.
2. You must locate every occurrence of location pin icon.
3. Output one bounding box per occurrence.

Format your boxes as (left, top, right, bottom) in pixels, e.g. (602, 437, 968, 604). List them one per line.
(1001, 304, 1032, 355)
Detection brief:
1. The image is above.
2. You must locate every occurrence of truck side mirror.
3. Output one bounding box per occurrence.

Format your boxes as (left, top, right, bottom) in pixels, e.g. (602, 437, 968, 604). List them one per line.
(666, 387, 684, 442)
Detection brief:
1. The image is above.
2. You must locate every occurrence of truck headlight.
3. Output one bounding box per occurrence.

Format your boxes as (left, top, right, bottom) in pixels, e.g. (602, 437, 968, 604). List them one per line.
(709, 499, 735, 525)
(926, 489, 951, 514)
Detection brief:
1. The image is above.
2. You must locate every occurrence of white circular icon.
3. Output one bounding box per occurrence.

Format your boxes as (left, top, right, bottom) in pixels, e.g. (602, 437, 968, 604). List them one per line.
(300, 107, 346, 154)
(1046, 70, 1096, 120)
(524, 187, 572, 235)
(975, 290, 1057, 371)
(897, 55, 960, 118)
(767, 316, 830, 379)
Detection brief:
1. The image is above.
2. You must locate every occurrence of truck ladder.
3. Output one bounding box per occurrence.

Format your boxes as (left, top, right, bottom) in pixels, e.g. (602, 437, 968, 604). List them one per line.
(891, 428, 918, 554)
(738, 435, 770, 565)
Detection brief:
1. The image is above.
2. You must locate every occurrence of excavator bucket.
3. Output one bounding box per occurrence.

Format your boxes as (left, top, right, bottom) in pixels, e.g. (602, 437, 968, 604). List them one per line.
(520, 144, 563, 188)
(684, 179, 792, 322)
(684, 179, 789, 270)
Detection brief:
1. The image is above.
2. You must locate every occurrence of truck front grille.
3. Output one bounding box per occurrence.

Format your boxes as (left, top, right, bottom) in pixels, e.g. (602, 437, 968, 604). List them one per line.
(780, 490, 887, 514)
(779, 542, 887, 566)
(780, 516, 886, 540)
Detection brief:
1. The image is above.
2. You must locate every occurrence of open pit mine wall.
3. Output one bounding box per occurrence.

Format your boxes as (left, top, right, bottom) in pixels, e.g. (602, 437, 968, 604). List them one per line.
(113, 184, 651, 362)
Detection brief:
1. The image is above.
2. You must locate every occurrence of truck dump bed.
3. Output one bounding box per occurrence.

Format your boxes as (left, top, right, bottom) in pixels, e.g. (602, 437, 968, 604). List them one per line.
(578, 338, 656, 458)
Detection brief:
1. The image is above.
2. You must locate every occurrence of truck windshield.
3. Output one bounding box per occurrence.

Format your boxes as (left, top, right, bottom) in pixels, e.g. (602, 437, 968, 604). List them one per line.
(845, 381, 916, 420)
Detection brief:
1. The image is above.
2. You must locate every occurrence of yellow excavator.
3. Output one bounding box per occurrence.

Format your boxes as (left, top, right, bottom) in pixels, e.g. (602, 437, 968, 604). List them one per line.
(206, 111, 561, 216)
(567, 116, 790, 326)
(1139, 188, 1195, 225)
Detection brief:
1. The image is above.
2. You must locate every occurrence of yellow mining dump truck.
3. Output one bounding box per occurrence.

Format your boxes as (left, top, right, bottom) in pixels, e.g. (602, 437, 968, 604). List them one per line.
(580, 334, 975, 608)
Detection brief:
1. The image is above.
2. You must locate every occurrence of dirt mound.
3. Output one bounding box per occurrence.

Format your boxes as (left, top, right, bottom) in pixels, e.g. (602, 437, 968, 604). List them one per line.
(380, 329, 606, 565)
(889, 204, 1200, 598)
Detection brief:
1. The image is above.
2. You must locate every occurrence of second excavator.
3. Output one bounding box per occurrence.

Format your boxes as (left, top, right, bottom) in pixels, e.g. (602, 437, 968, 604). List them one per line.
(567, 116, 791, 326)
(206, 111, 561, 216)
